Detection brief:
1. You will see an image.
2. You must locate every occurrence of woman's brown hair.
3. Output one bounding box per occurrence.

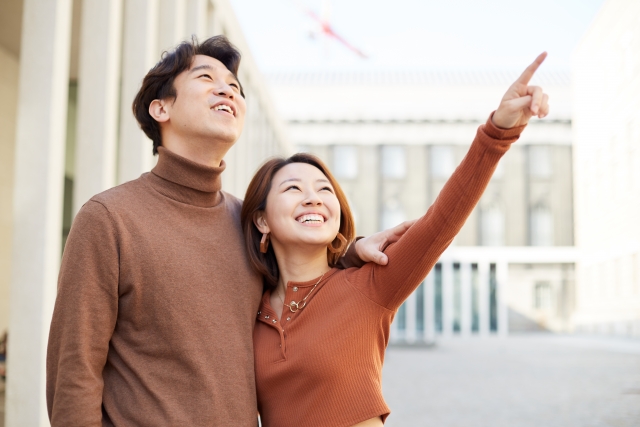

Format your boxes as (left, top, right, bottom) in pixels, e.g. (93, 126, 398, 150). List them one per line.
(241, 153, 356, 288)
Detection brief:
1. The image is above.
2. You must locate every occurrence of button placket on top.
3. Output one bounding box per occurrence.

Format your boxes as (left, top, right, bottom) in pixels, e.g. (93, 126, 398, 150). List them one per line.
(257, 301, 287, 360)
(257, 269, 338, 361)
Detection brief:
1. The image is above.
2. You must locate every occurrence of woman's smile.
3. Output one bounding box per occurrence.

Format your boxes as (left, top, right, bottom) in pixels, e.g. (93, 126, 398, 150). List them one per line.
(295, 213, 327, 226)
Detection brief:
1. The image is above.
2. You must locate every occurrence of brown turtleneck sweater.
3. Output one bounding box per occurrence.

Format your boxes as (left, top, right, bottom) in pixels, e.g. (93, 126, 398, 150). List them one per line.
(47, 147, 265, 426)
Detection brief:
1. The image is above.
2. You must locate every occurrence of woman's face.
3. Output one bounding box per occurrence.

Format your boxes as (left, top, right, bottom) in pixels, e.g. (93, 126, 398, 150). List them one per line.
(260, 163, 341, 251)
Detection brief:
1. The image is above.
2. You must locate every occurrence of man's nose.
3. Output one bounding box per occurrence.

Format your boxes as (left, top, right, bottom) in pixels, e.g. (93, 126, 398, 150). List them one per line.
(215, 83, 234, 98)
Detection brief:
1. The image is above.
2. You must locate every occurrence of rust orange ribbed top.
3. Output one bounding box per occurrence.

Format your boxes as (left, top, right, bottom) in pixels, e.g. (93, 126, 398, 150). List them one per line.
(253, 115, 525, 427)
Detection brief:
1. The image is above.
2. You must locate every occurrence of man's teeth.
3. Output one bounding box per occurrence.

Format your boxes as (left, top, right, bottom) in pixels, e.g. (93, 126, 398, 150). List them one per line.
(297, 214, 324, 223)
(214, 105, 233, 115)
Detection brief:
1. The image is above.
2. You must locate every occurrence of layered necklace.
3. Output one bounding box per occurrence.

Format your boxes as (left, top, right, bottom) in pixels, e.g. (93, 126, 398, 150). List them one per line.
(276, 271, 326, 313)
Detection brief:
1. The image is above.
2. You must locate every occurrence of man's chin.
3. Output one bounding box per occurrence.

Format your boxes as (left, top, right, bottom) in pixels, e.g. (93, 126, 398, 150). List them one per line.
(208, 130, 240, 148)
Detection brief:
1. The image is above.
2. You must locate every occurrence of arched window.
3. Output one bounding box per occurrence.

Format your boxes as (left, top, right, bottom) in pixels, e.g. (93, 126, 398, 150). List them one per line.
(528, 146, 552, 178)
(332, 146, 358, 179)
(530, 204, 554, 246)
(430, 146, 455, 178)
(381, 146, 406, 179)
(479, 204, 505, 246)
(381, 199, 405, 231)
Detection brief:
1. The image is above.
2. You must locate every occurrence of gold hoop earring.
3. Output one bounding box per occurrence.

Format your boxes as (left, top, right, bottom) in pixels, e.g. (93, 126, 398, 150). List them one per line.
(327, 232, 347, 254)
(260, 233, 270, 253)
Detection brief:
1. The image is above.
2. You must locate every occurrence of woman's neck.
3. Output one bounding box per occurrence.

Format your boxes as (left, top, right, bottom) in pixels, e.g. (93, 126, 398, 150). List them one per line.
(272, 244, 331, 290)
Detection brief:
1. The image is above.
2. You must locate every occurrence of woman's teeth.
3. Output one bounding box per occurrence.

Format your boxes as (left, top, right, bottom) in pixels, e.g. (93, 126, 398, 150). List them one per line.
(297, 214, 324, 223)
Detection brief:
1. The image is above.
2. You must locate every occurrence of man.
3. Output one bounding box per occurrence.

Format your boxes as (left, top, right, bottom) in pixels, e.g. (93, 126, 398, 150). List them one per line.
(46, 36, 409, 426)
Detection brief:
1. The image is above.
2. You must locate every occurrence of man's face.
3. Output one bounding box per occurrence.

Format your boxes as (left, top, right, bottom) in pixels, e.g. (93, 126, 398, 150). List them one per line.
(164, 55, 246, 148)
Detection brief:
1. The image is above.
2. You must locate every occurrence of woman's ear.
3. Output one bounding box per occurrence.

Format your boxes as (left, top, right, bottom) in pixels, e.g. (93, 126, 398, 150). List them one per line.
(253, 212, 270, 234)
(149, 99, 170, 123)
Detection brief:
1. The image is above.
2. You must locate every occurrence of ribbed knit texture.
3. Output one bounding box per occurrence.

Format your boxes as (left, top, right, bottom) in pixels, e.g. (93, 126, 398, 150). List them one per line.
(254, 115, 525, 427)
(47, 147, 264, 426)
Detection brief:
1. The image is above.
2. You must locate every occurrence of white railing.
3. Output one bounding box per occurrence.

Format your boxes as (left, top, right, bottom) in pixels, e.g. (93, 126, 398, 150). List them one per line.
(390, 247, 579, 344)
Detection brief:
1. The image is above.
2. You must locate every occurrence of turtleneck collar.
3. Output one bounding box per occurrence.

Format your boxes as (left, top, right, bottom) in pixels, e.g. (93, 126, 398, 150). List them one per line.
(147, 146, 226, 207)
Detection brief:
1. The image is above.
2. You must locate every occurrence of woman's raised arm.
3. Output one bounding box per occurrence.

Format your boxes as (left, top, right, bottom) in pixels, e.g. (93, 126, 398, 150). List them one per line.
(344, 53, 549, 311)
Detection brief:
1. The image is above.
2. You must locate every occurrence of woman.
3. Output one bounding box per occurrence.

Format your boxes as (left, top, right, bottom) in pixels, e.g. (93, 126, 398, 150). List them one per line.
(241, 53, 549, 427)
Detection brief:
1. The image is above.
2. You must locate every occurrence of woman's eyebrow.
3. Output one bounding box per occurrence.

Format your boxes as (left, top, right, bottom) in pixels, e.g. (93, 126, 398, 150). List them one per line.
(278, 178, 330, 186)
(279, 178, 301, 187)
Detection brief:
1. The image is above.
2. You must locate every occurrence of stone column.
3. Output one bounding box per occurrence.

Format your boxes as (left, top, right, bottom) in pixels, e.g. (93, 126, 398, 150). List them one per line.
(423, 274, 435, 343)
(0, 44, 20, 342)
(158, 0, 186, 53)
(6, 0, 73, 425)
(496, 261, 509, 337)
(441, 260, 454, 337)
(118, 0, 159, 184)
(73, 0, 123, 215)
(460, 262, 472, 337)
(478, 261, 491, 336)
(185, 0, 208, 39)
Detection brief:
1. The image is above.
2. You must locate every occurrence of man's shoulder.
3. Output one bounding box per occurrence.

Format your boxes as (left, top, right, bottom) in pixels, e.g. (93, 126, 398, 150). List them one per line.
(84, 174, 150, 213)
(221, 190, 243, 213)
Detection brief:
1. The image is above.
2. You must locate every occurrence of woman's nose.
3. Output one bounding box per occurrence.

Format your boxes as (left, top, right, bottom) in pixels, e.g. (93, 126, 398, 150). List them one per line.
(303, 192, 322, 206)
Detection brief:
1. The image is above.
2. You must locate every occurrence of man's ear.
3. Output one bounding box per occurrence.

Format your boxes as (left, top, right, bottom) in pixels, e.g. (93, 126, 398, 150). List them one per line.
(253, 212, 270, 234)
(149, 99, 170, 123)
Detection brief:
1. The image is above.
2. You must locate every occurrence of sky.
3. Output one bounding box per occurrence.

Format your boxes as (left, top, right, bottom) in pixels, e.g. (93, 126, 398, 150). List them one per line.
(229, 0, 606, 73)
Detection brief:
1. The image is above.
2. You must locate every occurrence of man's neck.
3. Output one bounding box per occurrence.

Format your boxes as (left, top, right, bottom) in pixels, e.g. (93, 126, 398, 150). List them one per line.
(162, 135, 231, 168)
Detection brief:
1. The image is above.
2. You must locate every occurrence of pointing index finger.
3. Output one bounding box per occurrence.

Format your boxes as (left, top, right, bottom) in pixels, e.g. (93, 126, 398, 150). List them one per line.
(515, 52, 547, 85)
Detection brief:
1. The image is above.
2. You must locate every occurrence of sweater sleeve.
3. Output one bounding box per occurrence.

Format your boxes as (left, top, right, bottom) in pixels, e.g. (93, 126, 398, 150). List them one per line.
(46, 200, 120, 426)
(344, 114, 525, 311)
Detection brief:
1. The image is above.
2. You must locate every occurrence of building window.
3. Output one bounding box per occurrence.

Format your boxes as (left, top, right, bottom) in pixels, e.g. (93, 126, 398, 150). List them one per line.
(489, 263, 497, 332)
(333, 146, 358, 179)
(430, 146, 455, 178)
(381, 146, 406, 179)
(381, 199, 405, 231)
(528, 146, 552, 178)
(471, 264, 479, 332)
(479, 204, 505, 246)
(453, 263, 461, 333)
(534, 281, 553, 310)
(530, 205, 554, 246)
(434, 263, 443, 333)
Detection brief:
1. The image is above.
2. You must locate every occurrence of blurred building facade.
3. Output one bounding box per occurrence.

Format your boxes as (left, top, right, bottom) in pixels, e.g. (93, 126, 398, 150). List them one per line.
(269, 71, 578, 341)
(0, 0, 290, 424)
(572, 0, 640, 337)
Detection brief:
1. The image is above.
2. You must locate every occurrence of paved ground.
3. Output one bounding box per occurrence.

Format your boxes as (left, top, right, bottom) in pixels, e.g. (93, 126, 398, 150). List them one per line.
(1, 335, 638, 427)
(382, 335, 640, 427)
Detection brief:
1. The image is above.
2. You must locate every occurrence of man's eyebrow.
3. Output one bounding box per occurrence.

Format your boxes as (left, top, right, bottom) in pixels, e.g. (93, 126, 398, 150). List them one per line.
(188, 64, 214, 74)
(189, 64, 240, 84)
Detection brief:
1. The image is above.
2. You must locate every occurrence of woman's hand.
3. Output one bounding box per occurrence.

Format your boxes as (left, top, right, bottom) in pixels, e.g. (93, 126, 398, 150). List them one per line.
(355, 220, 417, 265)
(492, 52, 550, 129)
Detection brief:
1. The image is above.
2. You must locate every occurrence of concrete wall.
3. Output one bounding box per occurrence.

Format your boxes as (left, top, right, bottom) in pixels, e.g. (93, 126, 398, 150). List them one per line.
(572, 0, 640, 337)
(0, 45, 19, 336)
